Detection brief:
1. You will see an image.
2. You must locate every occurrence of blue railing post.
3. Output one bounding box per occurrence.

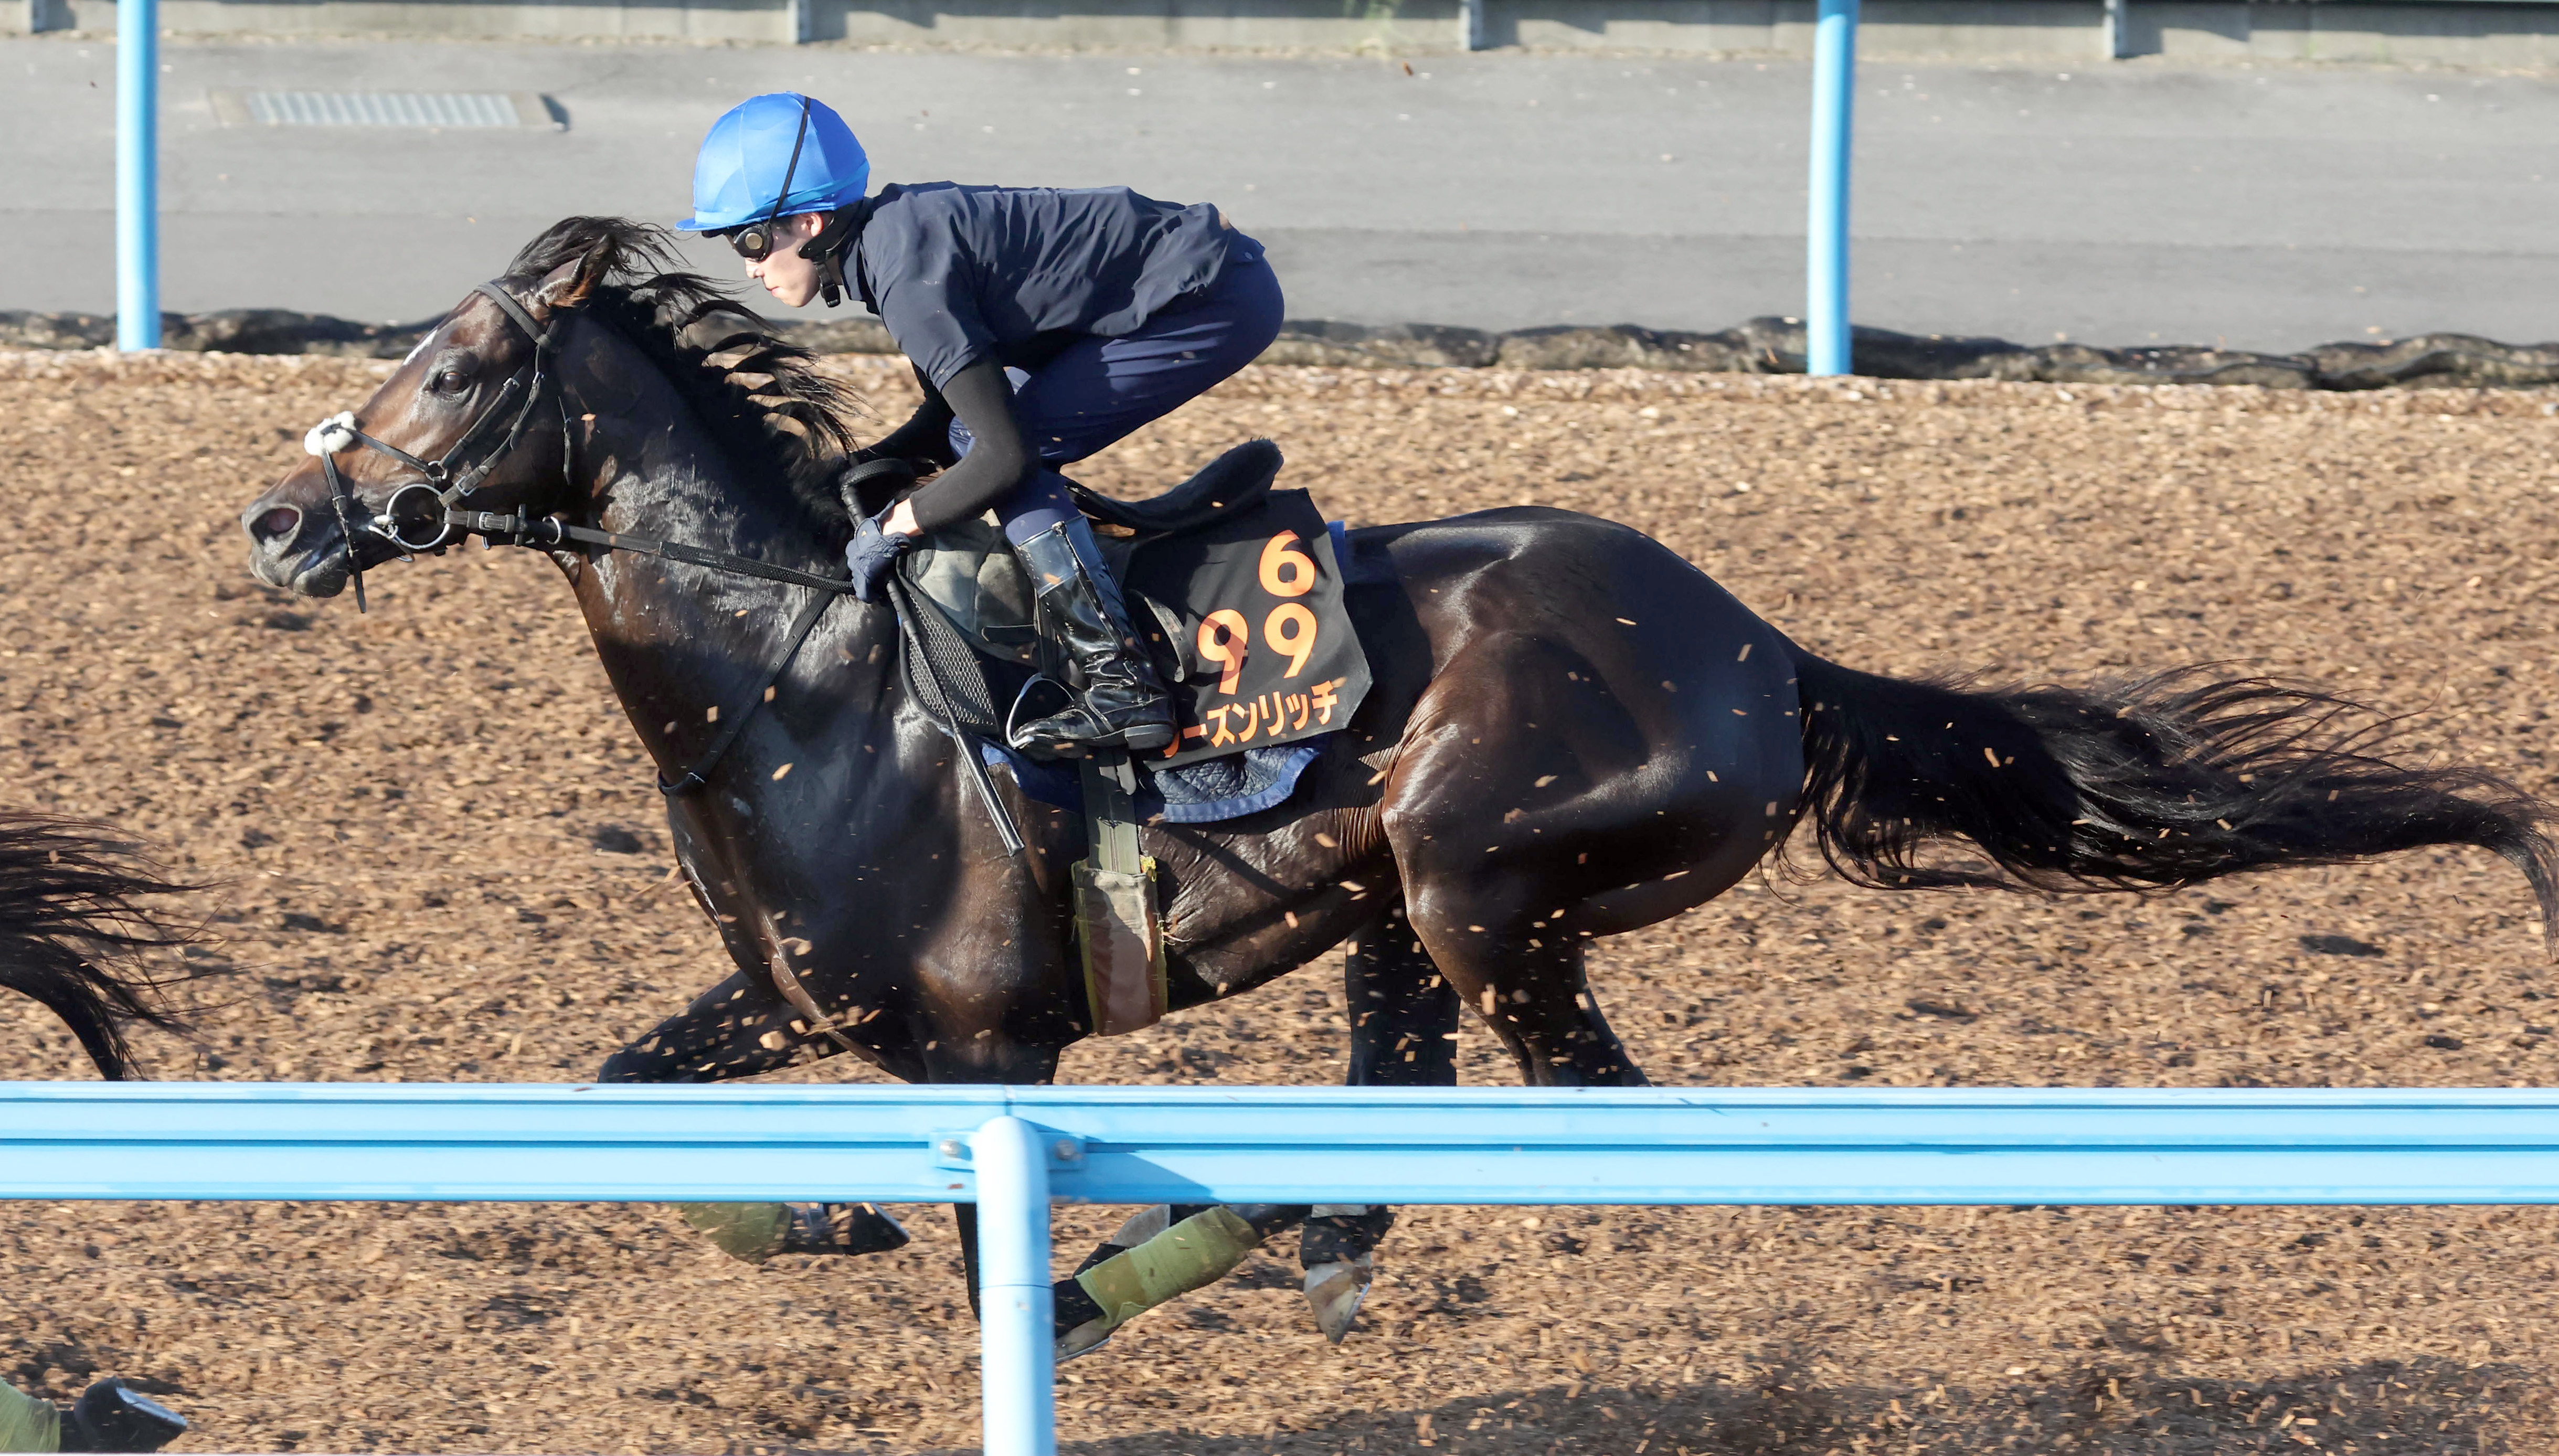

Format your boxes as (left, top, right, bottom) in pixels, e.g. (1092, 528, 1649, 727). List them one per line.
(1806, 0, 1858, 376)
(972, 1115, 1054, 1456)
(115, 0, 160, 351)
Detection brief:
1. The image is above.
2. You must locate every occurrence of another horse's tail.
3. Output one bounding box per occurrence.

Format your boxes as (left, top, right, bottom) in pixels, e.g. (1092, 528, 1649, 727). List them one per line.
(0, 812, 199, 1079)
(1785, 651, 2559, 946)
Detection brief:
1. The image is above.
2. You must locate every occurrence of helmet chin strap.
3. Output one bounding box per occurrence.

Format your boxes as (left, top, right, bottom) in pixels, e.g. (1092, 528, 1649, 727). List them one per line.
(797, 198, 877, 309)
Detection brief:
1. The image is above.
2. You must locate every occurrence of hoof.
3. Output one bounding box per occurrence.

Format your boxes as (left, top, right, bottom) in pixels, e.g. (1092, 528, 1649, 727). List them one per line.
(1057, 1320, 1116, 1363)
(1054, 1276, 1116, 1363)
(62, 1380, 186, 1454)
(824, 1202, 912, 1257)
(774, 1202, 910, 1258)
(1303, 1256, 1374, 1344)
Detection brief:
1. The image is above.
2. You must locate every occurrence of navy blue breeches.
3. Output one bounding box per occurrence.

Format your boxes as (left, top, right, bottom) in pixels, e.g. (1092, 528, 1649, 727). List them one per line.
(950, 255, 1287, 544)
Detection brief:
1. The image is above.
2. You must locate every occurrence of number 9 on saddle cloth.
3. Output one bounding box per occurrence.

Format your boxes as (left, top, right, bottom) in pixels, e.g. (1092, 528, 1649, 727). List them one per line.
(899, 440, 1374, 803)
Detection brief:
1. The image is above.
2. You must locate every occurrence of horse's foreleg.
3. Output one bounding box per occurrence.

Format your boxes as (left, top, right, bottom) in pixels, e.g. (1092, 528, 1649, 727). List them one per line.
(599, 968, 814, 1082)
(1051, 1203, 1311, 1359)
(1046, 909, 1460, 1355)
(600, 970, 907, 1263)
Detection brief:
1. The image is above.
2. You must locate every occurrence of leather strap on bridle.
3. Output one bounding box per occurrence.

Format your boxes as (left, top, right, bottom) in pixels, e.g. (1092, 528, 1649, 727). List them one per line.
(298, 284, 1024, 855)
(306, 280, 561, 611)
(451, 509, 857, 595)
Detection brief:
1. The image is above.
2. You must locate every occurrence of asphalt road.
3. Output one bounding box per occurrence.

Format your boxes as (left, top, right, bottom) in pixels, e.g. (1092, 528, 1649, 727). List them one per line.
(5, 36, 2555, 352)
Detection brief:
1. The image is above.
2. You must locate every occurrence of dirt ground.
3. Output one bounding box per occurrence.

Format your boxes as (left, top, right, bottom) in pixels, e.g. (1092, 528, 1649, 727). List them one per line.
(6, 350, 2559, 1456)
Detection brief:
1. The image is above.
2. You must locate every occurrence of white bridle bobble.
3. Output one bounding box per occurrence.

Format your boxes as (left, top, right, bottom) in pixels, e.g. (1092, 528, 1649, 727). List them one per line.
(303, 411, 358, 458)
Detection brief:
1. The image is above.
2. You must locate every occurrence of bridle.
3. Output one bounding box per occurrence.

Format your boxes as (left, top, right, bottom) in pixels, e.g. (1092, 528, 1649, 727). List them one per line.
(294, 278, 1025, 856)
(302, 281, 564, 612)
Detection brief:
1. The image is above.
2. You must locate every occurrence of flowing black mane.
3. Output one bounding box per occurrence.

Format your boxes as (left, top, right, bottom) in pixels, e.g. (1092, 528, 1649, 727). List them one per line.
(504, 216, 863, 540)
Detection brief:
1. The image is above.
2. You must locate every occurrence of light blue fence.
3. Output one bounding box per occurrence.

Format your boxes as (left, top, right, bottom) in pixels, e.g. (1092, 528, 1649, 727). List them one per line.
(116, 0, 159, 350)
(103, 0, 1867, 372)
(1806, 0, 1860, 376)
(13, 1081, 2559, 1456)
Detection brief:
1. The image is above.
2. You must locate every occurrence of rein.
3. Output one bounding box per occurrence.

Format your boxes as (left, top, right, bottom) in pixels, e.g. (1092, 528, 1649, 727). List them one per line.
(299, 282, 1024, 854)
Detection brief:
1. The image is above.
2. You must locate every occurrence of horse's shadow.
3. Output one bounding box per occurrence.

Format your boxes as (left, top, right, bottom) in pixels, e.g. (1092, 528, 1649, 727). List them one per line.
(904, 1354, 2520, 1456)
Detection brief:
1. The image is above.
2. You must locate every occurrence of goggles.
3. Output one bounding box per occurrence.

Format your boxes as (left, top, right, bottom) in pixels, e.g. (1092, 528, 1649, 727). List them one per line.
(727, 221, 788, 263)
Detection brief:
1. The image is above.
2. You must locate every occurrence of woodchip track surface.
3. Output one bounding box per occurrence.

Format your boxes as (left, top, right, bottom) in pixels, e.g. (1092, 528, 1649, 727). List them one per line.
(4, 352, 2558, 1454)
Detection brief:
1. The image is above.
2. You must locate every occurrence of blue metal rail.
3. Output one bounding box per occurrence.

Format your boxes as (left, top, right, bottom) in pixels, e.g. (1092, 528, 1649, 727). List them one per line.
(1806, 0, 1860, 376)
(105, 3, 1868, 365)
(17, 1081, 2559, 1456)
(116, 0, 160, 350)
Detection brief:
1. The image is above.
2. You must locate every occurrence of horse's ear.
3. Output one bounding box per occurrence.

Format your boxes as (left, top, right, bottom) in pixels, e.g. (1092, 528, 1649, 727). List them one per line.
(535, 236, 617, 315)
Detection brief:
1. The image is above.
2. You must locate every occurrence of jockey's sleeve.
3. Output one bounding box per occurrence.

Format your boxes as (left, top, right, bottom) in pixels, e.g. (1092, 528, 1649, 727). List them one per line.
(899, 358, 1032, 533)
(858, 363, 959, 469)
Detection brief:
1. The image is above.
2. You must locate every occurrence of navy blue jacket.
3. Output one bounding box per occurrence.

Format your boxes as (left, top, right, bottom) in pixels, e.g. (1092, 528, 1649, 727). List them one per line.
(848, 181, 1261, 390)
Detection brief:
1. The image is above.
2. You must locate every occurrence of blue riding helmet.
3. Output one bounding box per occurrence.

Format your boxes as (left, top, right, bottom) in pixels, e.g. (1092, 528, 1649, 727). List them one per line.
(679, 92, 871, 232)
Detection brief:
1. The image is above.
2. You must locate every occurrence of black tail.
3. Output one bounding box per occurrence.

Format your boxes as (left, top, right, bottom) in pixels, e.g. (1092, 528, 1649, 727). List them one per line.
(0, 812, 199, 1079)
(1787, 652, 2559, 945)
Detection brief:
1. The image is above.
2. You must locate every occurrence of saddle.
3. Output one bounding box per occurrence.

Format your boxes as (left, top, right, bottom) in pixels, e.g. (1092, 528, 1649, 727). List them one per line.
(900, 440, 1286, 665)
(893, 440, 1363, 1043)
(1070, 438, 1285, 537)
(896, 439, 1369, 769)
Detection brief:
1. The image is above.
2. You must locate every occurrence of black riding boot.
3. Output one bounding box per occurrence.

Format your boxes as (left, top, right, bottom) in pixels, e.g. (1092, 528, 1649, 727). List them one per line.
(1009, 518, 1177, 758)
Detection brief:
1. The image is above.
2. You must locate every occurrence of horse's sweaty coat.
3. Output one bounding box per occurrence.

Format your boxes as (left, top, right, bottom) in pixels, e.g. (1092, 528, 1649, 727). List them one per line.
(237, 216, 2559, 1355)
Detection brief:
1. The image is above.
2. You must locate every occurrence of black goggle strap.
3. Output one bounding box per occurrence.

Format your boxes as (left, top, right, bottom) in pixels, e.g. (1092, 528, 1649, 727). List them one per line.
(732, 97, 815, 264)
(768, 98, 814, 225)
(799, 203, 863, 307)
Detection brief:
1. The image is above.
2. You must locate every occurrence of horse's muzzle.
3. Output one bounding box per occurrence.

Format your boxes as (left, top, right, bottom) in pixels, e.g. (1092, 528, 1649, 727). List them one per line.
(240, 484, 353, 597)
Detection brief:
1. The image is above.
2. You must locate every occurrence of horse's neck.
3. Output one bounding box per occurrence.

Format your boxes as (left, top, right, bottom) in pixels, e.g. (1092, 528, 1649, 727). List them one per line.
(554, 338, 889, 771)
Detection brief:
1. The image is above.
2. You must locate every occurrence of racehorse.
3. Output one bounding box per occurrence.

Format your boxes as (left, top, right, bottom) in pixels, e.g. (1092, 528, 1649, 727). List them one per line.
(0, 812, 192, 1080)
(237, 217, 2559, 1349)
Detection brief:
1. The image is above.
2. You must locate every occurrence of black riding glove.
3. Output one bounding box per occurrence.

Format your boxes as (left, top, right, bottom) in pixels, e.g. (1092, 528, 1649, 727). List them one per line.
(844, 514, 914, 603)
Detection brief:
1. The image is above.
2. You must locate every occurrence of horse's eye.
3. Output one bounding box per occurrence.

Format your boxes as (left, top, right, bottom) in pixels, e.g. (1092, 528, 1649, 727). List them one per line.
(434, 368, 469, 394)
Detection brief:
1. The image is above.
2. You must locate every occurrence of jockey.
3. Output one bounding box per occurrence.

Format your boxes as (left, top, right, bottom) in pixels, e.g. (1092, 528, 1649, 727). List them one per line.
(1, 1378, 185, 1453)
(681, 91, 1284, 759)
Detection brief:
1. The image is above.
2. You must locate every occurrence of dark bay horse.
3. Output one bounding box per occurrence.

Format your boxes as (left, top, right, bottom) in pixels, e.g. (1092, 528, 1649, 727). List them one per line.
(237, 218, 2559, 1347)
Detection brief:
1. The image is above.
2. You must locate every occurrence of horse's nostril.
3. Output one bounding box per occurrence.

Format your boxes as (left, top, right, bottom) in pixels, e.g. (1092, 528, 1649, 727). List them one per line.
(252, 506, 301, 545)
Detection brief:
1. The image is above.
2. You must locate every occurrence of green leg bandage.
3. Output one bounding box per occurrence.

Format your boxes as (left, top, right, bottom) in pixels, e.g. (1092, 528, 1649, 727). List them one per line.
(679, 1202, 794, 1263)
(0, 1379, 60, 1453)
(1073, 1206, 1261, 1336)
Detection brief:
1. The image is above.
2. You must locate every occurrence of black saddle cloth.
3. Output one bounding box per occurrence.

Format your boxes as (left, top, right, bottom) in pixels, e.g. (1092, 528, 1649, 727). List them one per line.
(1069, 439, 1282, 539)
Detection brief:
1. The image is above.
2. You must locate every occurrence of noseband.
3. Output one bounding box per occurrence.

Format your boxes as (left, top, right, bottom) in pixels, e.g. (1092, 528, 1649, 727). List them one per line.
(301, 281, 562, 611)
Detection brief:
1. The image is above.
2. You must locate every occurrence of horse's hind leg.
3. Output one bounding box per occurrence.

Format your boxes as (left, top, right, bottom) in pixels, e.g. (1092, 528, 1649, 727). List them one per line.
(1403, 890, 1646, 1088)
(1346, 903, 1462, 1088)
(1302, 905, 1460, 1339)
